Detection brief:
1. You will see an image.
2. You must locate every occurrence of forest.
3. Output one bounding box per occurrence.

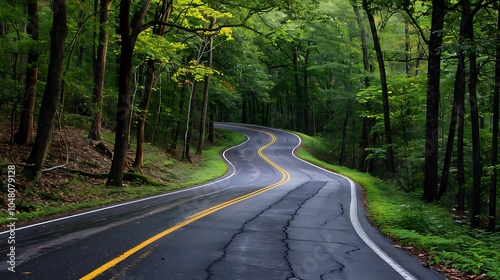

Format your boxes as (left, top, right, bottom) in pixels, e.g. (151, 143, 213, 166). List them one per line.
(0, 0, 499, 243)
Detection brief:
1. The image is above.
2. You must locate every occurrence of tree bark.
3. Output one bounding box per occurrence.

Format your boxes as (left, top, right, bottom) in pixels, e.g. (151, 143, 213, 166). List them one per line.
(183, 82, 198, 162)
(405, 19, 411, 76)
(171, 84, 186, 151)
(303, 47, 311, 135)
(132, 0, 171, 170)
(293, 46, 304, 133)
(208, 102, 215, 143)
(107, 0, 152, 186)
(15, 0, 39, 146)
(457, 81, 466, 211)
(196, 18, 215, 155)
(423, 0, 446, 202)
(132, 59, 156, 172)
(242, 97, 248, 123)
(23, 0, 68, 181)
(353, 3, 374, 172)
(466, 0, 481, 228)
(340, 110, 349, 166)
(89, 0, 113, 141)
(488, 5, 500, 232)
(363, 1, 395, 178)
(439, 5, 468, 199)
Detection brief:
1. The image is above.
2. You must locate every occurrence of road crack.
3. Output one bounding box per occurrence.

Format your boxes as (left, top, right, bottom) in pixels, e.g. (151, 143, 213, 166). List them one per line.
(205, 181, 328, 280)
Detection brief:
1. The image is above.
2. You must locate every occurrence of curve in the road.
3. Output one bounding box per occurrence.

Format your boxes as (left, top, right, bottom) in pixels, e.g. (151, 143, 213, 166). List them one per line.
(0, 130, 250, 237)
(287, 132, 417, 280)
(80, 125, 292, 280)
(0, 124, 430, 280)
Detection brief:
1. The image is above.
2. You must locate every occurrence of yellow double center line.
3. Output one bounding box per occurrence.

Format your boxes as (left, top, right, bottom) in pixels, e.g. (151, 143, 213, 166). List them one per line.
(80, 128, 291, 280)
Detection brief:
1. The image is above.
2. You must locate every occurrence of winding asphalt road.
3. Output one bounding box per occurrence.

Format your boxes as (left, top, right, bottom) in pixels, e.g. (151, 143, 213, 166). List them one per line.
(0, 123, 444, 280)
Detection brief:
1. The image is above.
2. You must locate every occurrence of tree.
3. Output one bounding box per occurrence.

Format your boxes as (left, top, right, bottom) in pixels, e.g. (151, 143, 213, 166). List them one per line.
(106, 0, 151, 186)
(423, 0, 446, 202)
(488, 3, 500, 232)
(132, 59, 157, 172)
(352, 2, 375, 173)
(196, 17, 215, 155)
(466, 0, 482, 228)
(23, 0, 68, 181)
(88, 0, 113, 141)
(109, 0, 259, 183)
(439, 1, 468, 199)
(132, 0, 173, 172)
(362, 0, 395, 177)
(15, 0, 39, 145)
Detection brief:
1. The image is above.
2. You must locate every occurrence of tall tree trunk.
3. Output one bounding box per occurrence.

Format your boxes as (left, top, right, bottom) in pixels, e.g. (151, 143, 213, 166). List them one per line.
(303, 48, 311, 134)
(405, 19, 411, 76)
(107, 0, 134, 186)
(208, 102, 215, 143)
(23, 0, 67, 181)
(415, 40, 424, 76)
(76, 9, 86, 68)
(423, 0, 446, 202)
(0, 22, 5, 36)
(293, 46, 304, 133)
(466, 0, 481, 228)
(89, 0, 113, 140)
(488, 4, 500, 232)
(171, 84, 186, 151)
(251, 93, 257, 124)
(15, 0, 39, 145)
(340, 110, 349, 166)
(132, 0, 172, 169)
(149, 73, 162, 144)
(107, 0, 151, 186)
(353, 3, 374, 172)
(457, 84, 466, 211)
(132, 59, 156, 172)
(183, 82, 198, 162)
(242, 97, 247, 123)
(439, 5, 468, 199)
(363, 1, 395, 178)
(196, 18, 215, 155)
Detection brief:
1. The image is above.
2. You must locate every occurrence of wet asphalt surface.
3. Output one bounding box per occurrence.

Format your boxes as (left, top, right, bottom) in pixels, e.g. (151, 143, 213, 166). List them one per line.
(0, 123, 445, 280)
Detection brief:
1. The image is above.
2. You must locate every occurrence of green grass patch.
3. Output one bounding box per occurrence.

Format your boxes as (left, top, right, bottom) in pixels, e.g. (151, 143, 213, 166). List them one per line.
(294, 131, 500, 279)
(173, 129, 246, 189)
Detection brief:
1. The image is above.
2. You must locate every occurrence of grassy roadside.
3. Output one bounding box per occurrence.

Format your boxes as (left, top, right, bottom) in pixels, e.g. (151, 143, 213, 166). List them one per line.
(0, 129, 246, 226)
(293, 131, 499, 279)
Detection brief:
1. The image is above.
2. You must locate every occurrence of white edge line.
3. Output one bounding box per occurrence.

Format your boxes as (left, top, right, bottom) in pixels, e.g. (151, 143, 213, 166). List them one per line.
(0, 135, 250, 235)
(0, 124, 417, 280)
(284, 130, 418, 280)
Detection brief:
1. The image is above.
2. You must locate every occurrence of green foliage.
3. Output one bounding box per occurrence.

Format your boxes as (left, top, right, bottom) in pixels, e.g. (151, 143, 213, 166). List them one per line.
(136, 32, 186, 62)
(427, 231, 500, 278)
(63, 113, 92, 129)
(173, 59, 218, 83)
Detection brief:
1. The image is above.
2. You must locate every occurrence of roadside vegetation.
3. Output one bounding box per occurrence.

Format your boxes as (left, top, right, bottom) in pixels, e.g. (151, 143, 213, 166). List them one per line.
(0, 121, 245, 226)
(295, 131, 500, 279)
(1, 119, 498, 279)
